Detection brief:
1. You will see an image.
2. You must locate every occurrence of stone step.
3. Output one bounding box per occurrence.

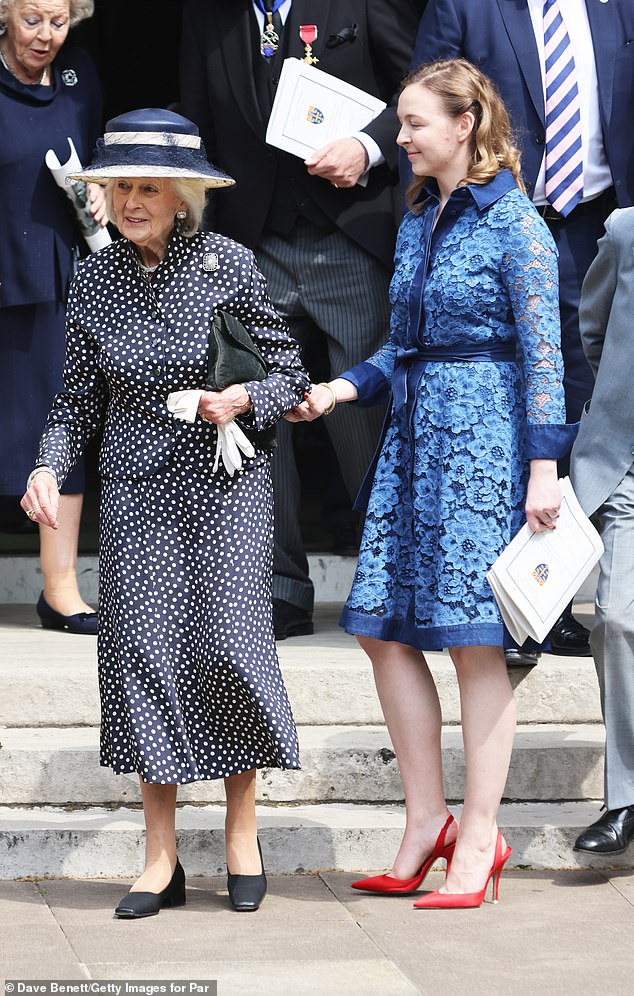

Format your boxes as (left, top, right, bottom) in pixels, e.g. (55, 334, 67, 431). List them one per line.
(0, 801, 630, 878)
(1, 553, 359, 604)
(0, 605, 602, 727)
(0, 554, 599, 605)
(0, 723, 605, 806)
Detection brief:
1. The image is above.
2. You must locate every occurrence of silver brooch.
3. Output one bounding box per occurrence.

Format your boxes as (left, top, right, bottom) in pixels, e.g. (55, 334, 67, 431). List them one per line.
(202, 252, 219, 272)
(61, 69, 78, 86)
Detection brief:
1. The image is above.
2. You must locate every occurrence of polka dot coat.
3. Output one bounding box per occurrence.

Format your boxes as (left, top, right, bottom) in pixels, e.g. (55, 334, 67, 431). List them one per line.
(37, 232, 310, 783)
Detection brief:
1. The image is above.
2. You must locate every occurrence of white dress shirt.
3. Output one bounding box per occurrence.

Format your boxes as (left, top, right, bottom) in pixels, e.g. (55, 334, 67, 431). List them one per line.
(251, 0, 383, 170)
(526, 0, 612, 204)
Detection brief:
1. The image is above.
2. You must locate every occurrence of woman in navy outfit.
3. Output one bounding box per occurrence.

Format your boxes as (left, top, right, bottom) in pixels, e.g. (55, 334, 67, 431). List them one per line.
(22, 108, 309, 915)
(0, 0, 105, 632)
(291, 60, 576, 909)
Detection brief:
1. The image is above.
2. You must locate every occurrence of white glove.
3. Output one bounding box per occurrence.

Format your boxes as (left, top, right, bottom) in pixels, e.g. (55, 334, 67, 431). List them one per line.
(167, 391, 255, 477)
(166, 389, 203, 423)
(213, 420, 256, 477)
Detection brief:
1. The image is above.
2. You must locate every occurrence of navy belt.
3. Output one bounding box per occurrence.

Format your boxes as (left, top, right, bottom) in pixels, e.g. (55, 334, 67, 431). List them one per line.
(393, 341, 517, 410)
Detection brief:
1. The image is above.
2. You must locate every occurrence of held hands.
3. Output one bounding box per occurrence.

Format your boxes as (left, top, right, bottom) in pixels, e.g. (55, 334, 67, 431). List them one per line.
(20, 472, 59, 530)
(305, 137, 369, 188)
(525, 460, 561, 533)
(197, 385, 252, 425)
(285, 383, 335, 423)
(87, 183, 109, 228)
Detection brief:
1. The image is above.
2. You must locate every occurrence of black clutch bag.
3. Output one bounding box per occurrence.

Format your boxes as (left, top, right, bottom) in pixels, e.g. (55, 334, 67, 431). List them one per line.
(205, 309, 276, 451)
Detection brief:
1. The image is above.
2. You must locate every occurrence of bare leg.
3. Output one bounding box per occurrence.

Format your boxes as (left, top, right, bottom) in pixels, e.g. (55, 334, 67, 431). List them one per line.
(442, 645, 516, 894)
(357, 636, 456, 878)
(225, 768, 261, 874)
(130, 780, 178, 893)
(39, 493, 94, 616)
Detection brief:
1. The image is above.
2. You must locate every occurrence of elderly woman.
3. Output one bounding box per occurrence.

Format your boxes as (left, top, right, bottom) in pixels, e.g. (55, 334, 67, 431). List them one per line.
(0, 0, 105, 632)
(291, 59, 576, 909)
(22, 108, 310, 916)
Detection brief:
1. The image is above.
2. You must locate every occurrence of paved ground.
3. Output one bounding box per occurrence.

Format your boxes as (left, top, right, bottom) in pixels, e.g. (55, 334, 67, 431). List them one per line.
(2, 868, 633, 996)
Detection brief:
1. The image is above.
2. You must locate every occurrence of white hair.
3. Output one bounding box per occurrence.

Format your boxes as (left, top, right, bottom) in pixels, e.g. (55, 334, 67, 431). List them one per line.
(0, 0, 94, 29)
(104, 177, 207, 239)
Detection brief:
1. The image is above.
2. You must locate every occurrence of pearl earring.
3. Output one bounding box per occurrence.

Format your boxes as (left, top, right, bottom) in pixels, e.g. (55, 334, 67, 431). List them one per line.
(175, 210, 187, 233)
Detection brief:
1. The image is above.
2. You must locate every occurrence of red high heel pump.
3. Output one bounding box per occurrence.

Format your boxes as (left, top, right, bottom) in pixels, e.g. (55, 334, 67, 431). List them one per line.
(412, 829, 512, 909)
(351, 814, 456, 895)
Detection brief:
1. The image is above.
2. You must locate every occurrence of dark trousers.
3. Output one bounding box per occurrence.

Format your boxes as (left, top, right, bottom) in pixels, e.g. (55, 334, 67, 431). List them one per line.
(256, 220, 391, 611)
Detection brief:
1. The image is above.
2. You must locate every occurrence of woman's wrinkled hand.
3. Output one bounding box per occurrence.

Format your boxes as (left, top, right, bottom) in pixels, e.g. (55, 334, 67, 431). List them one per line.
(20, 473, 59, 530)
(285, 384, 333, 423)
(525, 459, 561, 533)
(87, 183, 109, 227)
(198, 385, 252, 425)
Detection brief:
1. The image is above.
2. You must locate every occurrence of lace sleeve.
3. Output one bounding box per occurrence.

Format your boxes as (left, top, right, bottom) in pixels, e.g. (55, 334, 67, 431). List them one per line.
(500, 204, 575, 458)
(501, 208, 563, 423)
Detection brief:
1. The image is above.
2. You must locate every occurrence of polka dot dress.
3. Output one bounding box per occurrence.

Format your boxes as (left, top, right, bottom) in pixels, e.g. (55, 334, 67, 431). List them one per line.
(37, 231, 310, 783)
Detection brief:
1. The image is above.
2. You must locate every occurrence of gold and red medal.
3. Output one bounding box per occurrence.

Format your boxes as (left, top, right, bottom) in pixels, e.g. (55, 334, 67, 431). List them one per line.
(299, 24, 319, 64)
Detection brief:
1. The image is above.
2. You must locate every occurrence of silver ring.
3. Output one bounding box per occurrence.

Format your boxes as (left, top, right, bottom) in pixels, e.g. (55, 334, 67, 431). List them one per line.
(26, 508, 36, 519)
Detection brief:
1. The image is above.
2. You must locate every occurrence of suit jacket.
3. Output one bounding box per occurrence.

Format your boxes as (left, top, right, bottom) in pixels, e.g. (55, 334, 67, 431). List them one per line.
(37, 233, 309, 486)
(180, 0, 419, 266)
(570, 208, 634, 514)
(412, 0, 634, 206)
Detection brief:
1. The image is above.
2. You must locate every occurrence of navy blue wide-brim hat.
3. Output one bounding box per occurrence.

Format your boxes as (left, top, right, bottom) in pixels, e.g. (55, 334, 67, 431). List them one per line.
(69, 108, 235, 188)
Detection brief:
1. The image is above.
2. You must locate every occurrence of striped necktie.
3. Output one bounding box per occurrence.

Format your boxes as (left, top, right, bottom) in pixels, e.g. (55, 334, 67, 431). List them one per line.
(543, 0, 584, 217)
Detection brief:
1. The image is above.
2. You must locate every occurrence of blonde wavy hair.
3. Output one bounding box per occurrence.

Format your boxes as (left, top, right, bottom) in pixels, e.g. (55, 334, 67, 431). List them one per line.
(0, 0, 94, 29)
(402, 58, 525, 213)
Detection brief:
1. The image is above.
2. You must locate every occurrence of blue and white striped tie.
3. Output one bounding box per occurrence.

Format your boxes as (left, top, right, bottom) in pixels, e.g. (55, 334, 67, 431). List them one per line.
(543, 0, 584, 217)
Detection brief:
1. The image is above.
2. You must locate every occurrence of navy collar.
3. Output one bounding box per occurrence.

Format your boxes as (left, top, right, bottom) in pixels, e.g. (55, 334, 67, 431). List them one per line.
(418, 169, 518, 212)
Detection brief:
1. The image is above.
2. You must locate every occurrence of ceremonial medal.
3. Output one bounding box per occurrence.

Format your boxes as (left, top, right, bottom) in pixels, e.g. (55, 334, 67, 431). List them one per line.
(300, 24, 319, 65)
(261, 14, 279, 58)
(256, 0, 284, 58)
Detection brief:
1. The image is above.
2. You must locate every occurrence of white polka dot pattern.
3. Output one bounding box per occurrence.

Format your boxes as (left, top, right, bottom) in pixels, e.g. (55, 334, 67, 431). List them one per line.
(35, 231, 309, 783)
(37, 232, 309, 483)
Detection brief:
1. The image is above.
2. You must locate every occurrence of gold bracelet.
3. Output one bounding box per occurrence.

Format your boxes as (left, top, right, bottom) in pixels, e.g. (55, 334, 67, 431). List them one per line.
(318, 382, 337, 416)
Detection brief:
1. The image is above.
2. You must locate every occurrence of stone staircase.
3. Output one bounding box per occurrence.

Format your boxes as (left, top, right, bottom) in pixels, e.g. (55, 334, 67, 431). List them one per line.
(1, 558, 632, 878)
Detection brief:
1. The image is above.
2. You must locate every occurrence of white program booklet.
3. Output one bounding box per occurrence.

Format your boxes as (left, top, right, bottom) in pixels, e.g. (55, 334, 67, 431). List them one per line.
(487, 477, 603, 645)
(46, 137, 111, 253)
(266, 57, 386, 160)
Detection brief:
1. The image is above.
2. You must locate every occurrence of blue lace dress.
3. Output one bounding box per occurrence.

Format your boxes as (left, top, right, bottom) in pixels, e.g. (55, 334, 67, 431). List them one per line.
(339, 170, 576, 650)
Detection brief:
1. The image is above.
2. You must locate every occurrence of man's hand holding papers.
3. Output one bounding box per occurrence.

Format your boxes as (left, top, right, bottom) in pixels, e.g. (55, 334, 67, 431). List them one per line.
(305, 136, 370, 187)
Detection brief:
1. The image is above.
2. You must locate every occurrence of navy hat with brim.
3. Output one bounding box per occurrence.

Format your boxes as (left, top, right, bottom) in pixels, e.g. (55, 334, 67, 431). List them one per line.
(68, 108, 235, 188)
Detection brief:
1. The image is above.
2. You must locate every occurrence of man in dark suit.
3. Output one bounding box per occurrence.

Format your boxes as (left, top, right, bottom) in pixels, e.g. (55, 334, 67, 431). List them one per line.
(411, 0, 634, 664)
(180, 1, 419, 638)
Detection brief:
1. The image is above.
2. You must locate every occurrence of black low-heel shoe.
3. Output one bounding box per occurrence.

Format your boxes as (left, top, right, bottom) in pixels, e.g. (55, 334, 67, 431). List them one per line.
(227, 839, 267, 912)
(114, 859, 186, 919)
(37, 592, 98, 635)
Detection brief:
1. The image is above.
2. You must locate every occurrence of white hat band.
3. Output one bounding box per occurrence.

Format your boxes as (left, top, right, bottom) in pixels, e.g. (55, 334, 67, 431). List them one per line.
(104, 131, 202, 150)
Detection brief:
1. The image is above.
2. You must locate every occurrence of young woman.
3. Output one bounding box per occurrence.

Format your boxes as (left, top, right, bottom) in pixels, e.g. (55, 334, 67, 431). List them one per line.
(289, 59, 576, 908)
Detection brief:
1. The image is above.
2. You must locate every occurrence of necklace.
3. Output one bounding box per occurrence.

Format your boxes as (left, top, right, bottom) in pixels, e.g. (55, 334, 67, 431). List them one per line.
(0, 44, 49, 85)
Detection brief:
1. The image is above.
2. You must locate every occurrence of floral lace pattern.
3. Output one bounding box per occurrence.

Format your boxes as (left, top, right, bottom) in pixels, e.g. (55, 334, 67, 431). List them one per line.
(342, 182, 570, 650)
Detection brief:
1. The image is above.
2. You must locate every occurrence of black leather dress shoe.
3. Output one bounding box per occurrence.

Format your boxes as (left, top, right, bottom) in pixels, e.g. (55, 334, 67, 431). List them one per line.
(273, 598, 314, 640)
(505, 649, 541, 668)
(574, 806, 634, 855)
(37, 592, 98, 635)
(114, 859, 186, 918)
(547, 605, 591, 656)
(227, 839, 267, 912)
